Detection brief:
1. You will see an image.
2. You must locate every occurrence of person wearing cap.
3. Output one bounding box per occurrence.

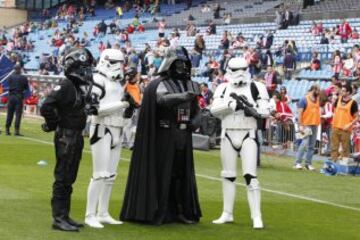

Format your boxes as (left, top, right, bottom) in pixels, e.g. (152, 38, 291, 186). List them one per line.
(5, 64, 29, 136)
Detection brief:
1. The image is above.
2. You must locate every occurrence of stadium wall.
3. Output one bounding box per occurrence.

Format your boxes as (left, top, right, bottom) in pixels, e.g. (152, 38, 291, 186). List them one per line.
(0, 8, 27, 28)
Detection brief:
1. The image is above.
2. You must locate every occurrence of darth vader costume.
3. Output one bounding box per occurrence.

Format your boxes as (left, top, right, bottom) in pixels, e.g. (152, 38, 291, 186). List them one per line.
(120, 47, 202, 225)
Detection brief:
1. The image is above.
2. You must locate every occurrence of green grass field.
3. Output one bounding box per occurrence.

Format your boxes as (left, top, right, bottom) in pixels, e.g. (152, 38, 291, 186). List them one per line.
(0, 116, 359, 240)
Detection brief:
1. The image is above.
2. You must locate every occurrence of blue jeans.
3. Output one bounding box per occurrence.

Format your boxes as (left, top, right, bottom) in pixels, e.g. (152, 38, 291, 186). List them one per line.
(295, 125, 318, 165)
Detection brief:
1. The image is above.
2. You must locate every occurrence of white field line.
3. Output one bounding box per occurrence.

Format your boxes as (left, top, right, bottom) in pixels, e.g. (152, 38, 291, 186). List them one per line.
(18, 136, 360, 213)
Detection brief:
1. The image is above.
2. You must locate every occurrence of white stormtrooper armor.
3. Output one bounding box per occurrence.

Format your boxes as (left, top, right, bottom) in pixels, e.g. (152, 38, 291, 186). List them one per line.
(85, 49, 129, 228)
(210, 57, 273, 229)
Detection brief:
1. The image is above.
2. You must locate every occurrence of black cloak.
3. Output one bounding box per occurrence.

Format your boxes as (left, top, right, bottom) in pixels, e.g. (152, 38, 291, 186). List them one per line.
(120, 78, 202, 224)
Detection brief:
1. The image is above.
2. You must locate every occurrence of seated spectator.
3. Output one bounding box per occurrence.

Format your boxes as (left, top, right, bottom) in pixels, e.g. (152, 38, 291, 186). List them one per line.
(206, 21, 216, 35)
(127, 24, 135, 34)
(339, 19, 352, 43)
(352, 27, 359, 39)
(219, 31, 229, 50)
(109, 20, 118, 34)
(188, 14, 195, 21)
(104, 0, 115, 9)
(138, 24, 145, 32)
(332, 50, 343, 77)
(343, 53, 355, 77)
(231, 35, 247, 49)
(200, 83, 214, 106)
(186, 23, 197, 37)
(223, 14, 231, 25)
(310, 21, 319, 35)
(310, 52, 321, 71)
(132, 15, 140, 28)
(320, 33, 329, 44)
(116, 6, 123, 18)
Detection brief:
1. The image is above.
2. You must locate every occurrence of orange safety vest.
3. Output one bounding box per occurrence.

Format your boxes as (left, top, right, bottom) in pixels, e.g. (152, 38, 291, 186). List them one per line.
(301, 94, 320, 126)
(125, 83, 141, 105)
(332, 96, 356, 131)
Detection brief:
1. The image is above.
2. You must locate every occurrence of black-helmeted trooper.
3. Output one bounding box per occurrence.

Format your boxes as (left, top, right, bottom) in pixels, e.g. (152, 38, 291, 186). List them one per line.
(210, 57, 273, 229)
(40, 48, 95, 232)
(85, 48, 132, 228)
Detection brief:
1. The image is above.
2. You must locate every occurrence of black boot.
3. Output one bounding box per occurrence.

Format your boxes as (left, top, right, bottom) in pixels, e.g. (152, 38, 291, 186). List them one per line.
(177, 205, 195, 224)
(66, 217, 84, 228)
(14, 129, 23, 136)
(6, 128, 11, 136)
(52, 216, 79, 232)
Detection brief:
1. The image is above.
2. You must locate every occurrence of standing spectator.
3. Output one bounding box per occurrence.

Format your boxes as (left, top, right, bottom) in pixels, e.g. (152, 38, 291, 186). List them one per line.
(5, 64, 29, 136)
(343, 52, 354, 77)
(263, 66, 278, 97)
(283, 49, 296, 80)
(294, 84, 321, 170)
(192, 34, 205, 67)
(331, 83, 359, 162)
(98, 41, 106, 53)
(213, 3, 223, 19)
(280, 86, 291, 105)
(320, 91, 334, 156)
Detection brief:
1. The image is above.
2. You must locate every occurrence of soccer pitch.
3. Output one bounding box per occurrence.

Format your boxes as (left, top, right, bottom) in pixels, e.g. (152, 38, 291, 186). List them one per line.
(0, 116, 359, 240)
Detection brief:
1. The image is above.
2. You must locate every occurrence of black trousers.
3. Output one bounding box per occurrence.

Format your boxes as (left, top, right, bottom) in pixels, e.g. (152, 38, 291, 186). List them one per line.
(52, 128, 84, 219)
(5, 95, 23, 130)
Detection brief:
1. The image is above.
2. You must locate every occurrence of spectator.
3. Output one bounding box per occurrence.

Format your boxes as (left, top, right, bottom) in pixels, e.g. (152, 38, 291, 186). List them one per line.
(200, 83, 214, 106)
(109, 20, 117, 34)
(223, 14, 231, 25)
(192, 34, 205, 67)
(331, 83, 359, 162)
(320, 90, 334, 156)
(98, 41, 106, 53)
(213, 3, 223, 19)
(283, 49, 296, 80)
(320, 33, 329, 44)
(116, 6, 123, 18)
(310, 52, 321, 71)
(280, 86, 291, 104)
(104, 0, 115, 9)
(186, 23, 197, 37)
(343, 52, 355, 77)
(5, 64, 29, 136)
(352, 27, 359, 39)
(188, 14, 195, 21)
(206, 21, 216, 35)
(273, 91, 294, 149)
(332, 50, 343, 77)
(231, 34, 247, 49)
(263, 66, 279, 97)
(157, 18, 166, 38)
(339, 19, 352, 43)
(219, 31, 229, 50)
(294, 84, 321, 171)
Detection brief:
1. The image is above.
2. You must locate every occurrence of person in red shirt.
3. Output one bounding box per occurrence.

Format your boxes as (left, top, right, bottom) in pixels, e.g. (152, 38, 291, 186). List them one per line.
(339, 19, 352, 43)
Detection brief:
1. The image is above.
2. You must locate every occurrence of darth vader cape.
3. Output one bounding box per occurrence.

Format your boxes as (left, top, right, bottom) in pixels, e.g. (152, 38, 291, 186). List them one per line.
(120, 78, 202, 224)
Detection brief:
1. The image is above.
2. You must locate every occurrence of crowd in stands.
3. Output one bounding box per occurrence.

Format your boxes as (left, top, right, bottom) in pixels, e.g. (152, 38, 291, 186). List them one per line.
(2, 1, 360, 159)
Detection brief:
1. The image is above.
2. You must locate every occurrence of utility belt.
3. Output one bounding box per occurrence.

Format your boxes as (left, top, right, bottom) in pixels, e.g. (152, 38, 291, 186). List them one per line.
(159, 120, 189, 130)
(56, 127, 83, 137)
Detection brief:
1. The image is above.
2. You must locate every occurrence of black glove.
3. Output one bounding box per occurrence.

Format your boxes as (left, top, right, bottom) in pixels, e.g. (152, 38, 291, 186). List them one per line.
(123, 92, 139, 108)
(41, 123, 54, 132)
(244, 106, 261, 119)
(85, 93, 99, 115)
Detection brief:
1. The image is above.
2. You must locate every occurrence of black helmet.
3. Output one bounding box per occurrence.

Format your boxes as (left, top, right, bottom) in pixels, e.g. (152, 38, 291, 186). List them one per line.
(64, 48, 94, 85)
(157, 46, 192, 80)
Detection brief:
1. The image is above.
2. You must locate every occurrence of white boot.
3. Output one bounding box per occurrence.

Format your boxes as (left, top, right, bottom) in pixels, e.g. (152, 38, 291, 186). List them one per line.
(212, 179, 236, 224)
(85, 178, 104, 228)
(247, 178, 264, 229)
(97, 177, 123, 225)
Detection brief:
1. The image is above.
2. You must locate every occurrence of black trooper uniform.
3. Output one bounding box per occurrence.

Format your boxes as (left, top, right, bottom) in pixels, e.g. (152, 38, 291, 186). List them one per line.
(121, 47, 202, 225)
(40, 48, 95, 232)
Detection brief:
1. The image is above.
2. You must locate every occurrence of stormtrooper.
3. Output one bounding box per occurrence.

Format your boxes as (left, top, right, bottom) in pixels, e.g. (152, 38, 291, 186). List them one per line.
(85, 48, 134, 228)
(210, 57, 273, 229)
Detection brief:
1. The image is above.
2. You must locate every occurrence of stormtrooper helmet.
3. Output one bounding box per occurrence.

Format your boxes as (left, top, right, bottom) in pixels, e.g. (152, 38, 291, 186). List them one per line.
(225, 57, 251, 86)
(96, 49, 125, 81)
